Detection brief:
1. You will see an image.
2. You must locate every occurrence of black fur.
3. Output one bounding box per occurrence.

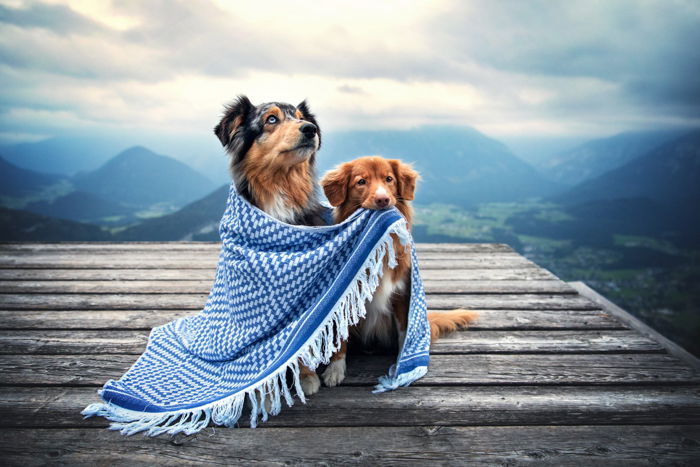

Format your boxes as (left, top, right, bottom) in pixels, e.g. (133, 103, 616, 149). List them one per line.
(296, 100, 321, 149)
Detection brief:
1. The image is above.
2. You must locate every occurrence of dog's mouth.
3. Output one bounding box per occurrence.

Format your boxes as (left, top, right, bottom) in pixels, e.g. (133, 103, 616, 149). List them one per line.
(361, 199, 396, 210)
(280, 142, 316, 156)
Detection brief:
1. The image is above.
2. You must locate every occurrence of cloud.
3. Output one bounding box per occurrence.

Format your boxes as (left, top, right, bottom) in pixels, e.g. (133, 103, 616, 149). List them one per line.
(429, 0, 700, 116)
(337, 85, 366, 95)
(0, 0, 698, 147)
(0, 1, 101, 33)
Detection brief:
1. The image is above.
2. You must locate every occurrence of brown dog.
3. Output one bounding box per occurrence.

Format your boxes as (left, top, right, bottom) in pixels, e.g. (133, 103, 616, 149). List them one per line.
(320, 156, 477, 388)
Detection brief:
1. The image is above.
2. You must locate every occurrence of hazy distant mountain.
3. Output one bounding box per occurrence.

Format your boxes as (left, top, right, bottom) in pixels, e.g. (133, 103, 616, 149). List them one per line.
(0, 136, 127, 175)
(0, 206, 110, 241)
(540, 129, 688, 186)
(25, 191, 135, 225)
(0, 156, 66, 199)
(320, 126, 560, 205)
(74, 146, 216, 209)
(556, 130, 700, 205)
(116, 184, 229, 241)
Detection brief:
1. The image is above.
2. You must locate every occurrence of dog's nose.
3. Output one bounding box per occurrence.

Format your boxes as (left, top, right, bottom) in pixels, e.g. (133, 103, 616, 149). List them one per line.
(300, 123, 317, 138)
(374, 195, 390, 209)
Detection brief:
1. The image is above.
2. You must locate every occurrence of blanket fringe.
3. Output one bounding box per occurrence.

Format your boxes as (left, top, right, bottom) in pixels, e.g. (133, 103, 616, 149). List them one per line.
(82, 218, 410, 436)
(372, 365, 428, 394)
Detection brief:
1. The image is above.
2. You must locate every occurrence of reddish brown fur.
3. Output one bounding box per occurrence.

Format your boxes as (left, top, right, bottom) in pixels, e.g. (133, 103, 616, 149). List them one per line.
(322, 156, 416, 284)
(322, 156, 477, 359)
(427, 309, 478, 342)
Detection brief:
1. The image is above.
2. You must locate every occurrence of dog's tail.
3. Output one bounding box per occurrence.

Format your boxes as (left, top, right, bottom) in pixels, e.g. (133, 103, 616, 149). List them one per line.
(427, 310, 478, 343)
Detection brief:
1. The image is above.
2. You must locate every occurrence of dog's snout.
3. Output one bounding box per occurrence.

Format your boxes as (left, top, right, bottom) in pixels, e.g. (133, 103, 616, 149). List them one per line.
(300, 123, 317, 138)
(374, 195, 390, 209)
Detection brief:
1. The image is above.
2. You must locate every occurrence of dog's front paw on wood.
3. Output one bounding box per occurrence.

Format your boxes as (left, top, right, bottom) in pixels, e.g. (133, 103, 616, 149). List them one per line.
(301, 372, 321, 396)
(322, 358, 346, 387)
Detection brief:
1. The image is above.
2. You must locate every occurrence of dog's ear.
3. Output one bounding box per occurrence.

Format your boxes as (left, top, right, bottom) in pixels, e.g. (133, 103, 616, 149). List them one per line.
(389, 159, 419, 201)
(214, 95, 253, 147)
(297, 100, 321, 149)
(321, 165, 348, 206)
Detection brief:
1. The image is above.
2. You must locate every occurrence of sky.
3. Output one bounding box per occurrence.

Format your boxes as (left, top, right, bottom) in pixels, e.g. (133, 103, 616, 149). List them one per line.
(1, 0, 699, 164)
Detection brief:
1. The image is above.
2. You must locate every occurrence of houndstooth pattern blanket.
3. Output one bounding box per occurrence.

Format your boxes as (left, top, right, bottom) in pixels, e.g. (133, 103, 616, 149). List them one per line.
(82, 184, 430, 436)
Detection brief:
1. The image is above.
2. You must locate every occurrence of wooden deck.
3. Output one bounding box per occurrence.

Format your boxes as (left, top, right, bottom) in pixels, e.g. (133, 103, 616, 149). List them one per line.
(1, 242, 699, 465)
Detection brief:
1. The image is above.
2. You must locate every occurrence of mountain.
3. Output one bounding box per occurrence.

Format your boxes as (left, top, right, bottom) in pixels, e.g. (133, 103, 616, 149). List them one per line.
(73, 146, 216, 209)
(0, 156, 66, 199)
(24, 191, 135, 225)
(540, 129, 688, 186)
(0, 206, 111, 241)
(0, 135, 127, 175)
(320, 126, 560, 205)
(556, 130, 700, 206)
(116, 184, 229, 241)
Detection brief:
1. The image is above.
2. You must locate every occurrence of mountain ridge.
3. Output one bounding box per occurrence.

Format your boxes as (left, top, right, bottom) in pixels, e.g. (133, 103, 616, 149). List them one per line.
(540, 129, 690, 186)
(555, 130, 700, 206)
(73, 146, 216, 209)
(115, 184, 229, 241)
(320, 126, 561, 205)
(0, 156, 69, 206)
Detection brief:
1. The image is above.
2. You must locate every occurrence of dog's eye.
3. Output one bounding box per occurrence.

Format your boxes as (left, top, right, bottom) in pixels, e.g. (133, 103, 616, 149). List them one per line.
(357, 179, 366, 186)
(386, 176, 393, 182)
(266, 115, 278, 124)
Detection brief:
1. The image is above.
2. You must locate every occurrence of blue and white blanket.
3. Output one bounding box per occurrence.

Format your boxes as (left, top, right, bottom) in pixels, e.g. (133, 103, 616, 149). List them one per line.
(82, 184, 430, 436)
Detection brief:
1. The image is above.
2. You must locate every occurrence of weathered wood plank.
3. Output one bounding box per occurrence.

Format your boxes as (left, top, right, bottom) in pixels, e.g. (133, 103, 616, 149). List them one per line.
(3, 426, 699, 465)
(2, 354, 697, 386)
(0, 254, 535, 269)
(0, 251, 524, 262)
(0, 308, 625, 331)
(572, 281, 700, 373)
(0, 242, 514, 253)
(0, 293, 598, 310)
(3, 385, 699, 428)
(431, 330, 661, 354)
(0, 267, 558, 281)
(0, 330, 659, 355)
(0, 279, 574, 294)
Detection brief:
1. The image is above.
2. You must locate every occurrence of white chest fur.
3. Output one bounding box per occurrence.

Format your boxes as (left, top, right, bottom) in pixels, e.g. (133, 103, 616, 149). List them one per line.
(264, 193, 299, 224)
(359, 269, 407, 346)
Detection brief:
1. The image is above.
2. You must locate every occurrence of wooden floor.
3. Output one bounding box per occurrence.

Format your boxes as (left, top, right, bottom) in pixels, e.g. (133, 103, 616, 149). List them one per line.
(1, 242, 699, 465)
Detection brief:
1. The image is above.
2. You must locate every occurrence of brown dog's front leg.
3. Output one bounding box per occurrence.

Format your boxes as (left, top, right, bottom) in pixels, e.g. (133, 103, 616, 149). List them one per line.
(322, 340, 347, 387)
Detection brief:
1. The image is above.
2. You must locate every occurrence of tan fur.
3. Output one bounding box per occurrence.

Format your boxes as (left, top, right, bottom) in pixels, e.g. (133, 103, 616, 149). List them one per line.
(240, 107, 316, 219)
(322, 156, 477, 369)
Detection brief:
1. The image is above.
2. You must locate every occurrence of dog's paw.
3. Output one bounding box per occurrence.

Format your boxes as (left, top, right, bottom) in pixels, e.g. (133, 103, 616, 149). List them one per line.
(322, 358, 346, 387)
(301, 372, 321, 396)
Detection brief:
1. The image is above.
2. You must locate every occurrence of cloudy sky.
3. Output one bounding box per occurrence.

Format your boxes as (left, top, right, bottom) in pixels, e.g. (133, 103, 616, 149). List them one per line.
(1, 0, 699, 159)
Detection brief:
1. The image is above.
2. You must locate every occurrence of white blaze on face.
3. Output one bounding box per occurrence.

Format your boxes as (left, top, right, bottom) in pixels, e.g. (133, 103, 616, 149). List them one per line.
(375, 185, 388, 198)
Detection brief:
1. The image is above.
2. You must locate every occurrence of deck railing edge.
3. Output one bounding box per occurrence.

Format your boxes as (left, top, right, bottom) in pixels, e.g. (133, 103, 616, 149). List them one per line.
(569, 281, 700, 373)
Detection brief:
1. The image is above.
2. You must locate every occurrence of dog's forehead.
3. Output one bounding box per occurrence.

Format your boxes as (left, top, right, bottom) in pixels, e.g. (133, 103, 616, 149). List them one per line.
(255, 102, 298, 118)
(352, 158, 393, 176)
